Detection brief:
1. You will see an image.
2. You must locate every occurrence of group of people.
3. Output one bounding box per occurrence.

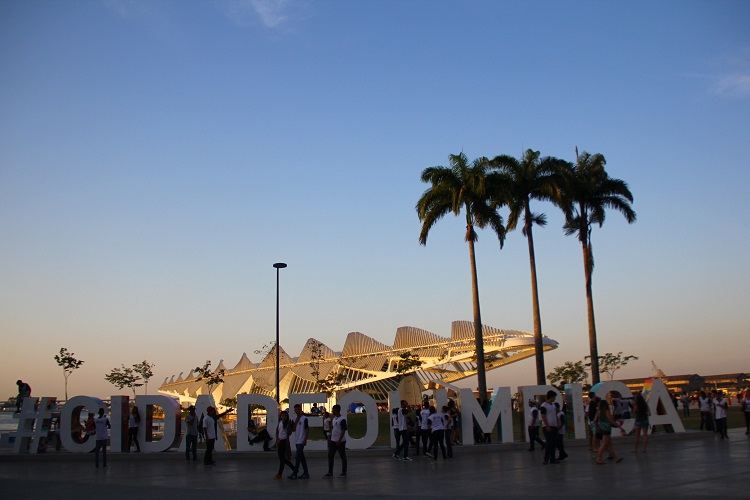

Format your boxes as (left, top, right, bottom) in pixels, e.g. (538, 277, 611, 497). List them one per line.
(391, 399, 457, 462)
(271, 403, 348, 479)
(697, 389, 750, 439)
(528, 389, 649, 467)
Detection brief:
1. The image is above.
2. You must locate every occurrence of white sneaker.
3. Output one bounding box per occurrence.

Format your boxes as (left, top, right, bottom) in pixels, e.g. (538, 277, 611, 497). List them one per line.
(403, 457, 413, 462)
(425, 452, 434, 459)
(392, 454, 401, 460)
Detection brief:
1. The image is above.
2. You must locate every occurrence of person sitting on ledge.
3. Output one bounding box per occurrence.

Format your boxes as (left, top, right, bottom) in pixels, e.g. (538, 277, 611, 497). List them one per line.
(248, 418, 272, 451)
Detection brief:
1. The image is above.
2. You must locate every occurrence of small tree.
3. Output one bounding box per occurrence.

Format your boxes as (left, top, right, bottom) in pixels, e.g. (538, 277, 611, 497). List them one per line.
(547, 361, 589, 390)
(395, 352, 424, 381)
(133, 360, 155, 394)
(194, 360, 225, 395)
(54, 347, 84, 400)
(308, 339, 325, 390)
(585, 352, 639, 381)
(105, 365, 143, 398)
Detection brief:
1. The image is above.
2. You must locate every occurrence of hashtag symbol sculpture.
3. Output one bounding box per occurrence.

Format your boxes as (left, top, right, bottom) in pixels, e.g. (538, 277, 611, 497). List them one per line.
(13, 397, 57, 454)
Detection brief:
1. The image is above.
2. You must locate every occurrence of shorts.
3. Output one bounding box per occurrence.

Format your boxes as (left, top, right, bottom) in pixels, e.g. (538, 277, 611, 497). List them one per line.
(634, 418, 649, 429)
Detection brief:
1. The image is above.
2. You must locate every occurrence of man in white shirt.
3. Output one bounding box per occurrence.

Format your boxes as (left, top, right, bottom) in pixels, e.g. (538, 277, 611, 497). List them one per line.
(203, 406, 217, 465)
(527, 399, 546, 451)
(290, 403, 310, 479)
(93, 408, 110, 468)
(540, 390, 559, 465)
(427, 406, 447, 460)
(417, 402, 431, 456)
(712, 391, 729, 440)
(324, 404, 348, 477)
(392, 400, 412, 461)
(185, 405, 198, 462)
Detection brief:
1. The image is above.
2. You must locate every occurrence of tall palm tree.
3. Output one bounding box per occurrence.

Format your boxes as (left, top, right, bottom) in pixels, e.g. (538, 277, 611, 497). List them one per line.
(416, 152, 507, 403)
(561, 151, 636, 384)
(490, 150, 569, 385)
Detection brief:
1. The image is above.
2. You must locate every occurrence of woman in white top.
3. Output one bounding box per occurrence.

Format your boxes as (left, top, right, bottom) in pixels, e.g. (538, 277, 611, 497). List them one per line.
(427, 406, 447, 460)
(128, 406, 141, 452)
(274, 410, 296, 479)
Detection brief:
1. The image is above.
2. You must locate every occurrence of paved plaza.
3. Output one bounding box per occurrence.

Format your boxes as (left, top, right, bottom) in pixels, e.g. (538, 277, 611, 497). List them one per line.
(1, 428, 747, 498)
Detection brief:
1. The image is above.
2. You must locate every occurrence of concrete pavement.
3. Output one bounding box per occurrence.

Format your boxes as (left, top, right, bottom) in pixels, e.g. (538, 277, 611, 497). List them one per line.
(1, 428, 747, 498)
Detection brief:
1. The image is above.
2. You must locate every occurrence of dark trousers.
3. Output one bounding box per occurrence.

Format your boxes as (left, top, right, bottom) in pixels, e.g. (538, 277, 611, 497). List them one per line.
(185, 435, 197, 460)
(445, 429, 453, 458)
(127, 427, 140, 452)
(94, 439, 107, 467)
(744, 411, 750, 433)
(204, 438, 215, 464)
(431, 430, 446, 459)
(327, 440, 347, 474)
(249, 430, 272, 450)
(418, 427, 430, 454)
(715, 417, 728, 439)
(395, 429, 409, 458)
(293, 443, 308, 475)
(393, 429, 401, 452)
(555, 428, 567, 459)
(542, 427, 558, 463)
(528, 425, 545, 449)
(276, 439, 295, 475)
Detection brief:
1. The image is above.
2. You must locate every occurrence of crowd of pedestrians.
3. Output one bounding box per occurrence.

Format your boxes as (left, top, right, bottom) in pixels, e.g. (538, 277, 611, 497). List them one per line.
(16, 384, 749, 474)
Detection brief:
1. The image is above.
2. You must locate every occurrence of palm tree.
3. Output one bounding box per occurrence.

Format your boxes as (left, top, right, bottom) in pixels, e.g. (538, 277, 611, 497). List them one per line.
(490, 150, 569, 385)
(416, 152, 507, 403)
(561, 151, 636, 384)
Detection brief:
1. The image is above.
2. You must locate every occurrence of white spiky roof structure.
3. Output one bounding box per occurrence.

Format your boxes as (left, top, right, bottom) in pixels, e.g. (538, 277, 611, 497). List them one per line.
(158, 321, 558, 405)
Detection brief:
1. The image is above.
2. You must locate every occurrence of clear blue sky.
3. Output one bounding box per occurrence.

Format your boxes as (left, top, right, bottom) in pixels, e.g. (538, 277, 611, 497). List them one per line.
(2, 0, 748, 400)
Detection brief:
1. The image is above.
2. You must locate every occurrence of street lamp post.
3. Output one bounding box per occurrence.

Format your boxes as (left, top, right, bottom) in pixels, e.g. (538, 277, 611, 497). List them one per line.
(273, 262, 287, 406)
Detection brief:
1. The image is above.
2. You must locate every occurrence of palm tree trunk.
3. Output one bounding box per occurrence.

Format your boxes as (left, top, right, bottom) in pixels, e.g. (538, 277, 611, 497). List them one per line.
(525, 214, 546, 385)
(468, 237, 488, 403)
(582, 240, 600, 384)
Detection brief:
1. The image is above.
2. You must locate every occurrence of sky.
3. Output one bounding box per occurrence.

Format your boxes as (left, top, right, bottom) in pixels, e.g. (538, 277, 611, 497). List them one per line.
(1, 0, 749, 401)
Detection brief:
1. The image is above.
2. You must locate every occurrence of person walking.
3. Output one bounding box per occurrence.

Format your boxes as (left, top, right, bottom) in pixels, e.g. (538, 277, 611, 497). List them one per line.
(392, 400, 412, 461)
(540, 390, 559, 465)
(586, 392, 600, 452)
(390, 407, 401, 457)
(274, 410, 296, 479)
(632, 392, 649, 453)
(202, 406, 217, 466)
(526, 399, 545, 451)
(427, 406, 447, 460)
(416, 402, 431, 456)
(289, 403, 310, 479)
(324, 404, 347, 478)
(127, 406, 141, 453)
(184, 405, 198, 462)
(595, 400, 623, 464)
(93, 408, 111, 468)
